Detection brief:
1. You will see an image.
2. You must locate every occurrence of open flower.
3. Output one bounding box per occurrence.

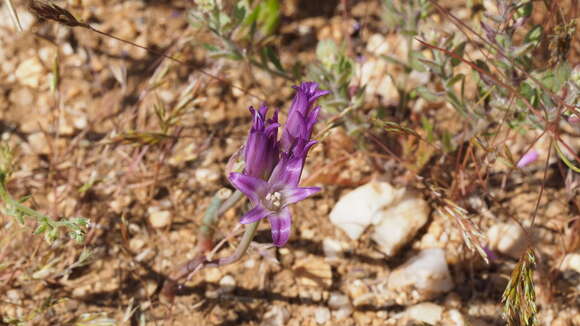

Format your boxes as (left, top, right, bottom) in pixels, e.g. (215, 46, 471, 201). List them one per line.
(229, 140, 320, 246)
(228, 82, 329, 246)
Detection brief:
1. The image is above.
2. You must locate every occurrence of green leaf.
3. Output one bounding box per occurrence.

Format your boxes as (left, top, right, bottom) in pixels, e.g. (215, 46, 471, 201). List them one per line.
(263, 46, 284, 72)
(524, 25, 542, 45)
(381, 54, 410, 70)
(447, 90, 466, 115)
(446, 73, 465, 88)
(450, 41, 466, 67)
(512, 43, 534, 57)
(415, 86, 439, 102)
(519, 82, 537, 102)
(553, 62, 571, 91)
(516, 1, 533, 18)
(34, 223, 48, 235)
(317, 39, 338, 68)
(442, 131, 454, 152)
(233, 3, 246, 23)
(202, 43, 220, 52)
(409, 51, 427, 72)
(555, 142, 580, 173)
(421, 116, 435, 143)
(258, 0, 280, 36)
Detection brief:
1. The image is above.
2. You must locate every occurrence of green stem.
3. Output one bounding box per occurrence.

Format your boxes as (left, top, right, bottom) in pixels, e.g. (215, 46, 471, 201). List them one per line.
(206, 219, 260, 267)
(197, 189, 242, 252)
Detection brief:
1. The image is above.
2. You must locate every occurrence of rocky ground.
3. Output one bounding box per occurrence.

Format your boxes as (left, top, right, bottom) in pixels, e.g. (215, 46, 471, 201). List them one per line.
(0, 0, 579, 325)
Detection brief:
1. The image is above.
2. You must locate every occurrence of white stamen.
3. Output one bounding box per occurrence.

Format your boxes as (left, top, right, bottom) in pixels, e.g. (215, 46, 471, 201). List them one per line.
(265, 191, 282, 209)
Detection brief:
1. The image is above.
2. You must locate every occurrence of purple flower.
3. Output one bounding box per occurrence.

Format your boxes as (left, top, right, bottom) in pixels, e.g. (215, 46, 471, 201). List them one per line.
(243, 105, 279, 179)
(229, 82, 329, 247)
(281, 82, 330, 152)
(517, 149, 539, 168)
(229, 140, 320, 246)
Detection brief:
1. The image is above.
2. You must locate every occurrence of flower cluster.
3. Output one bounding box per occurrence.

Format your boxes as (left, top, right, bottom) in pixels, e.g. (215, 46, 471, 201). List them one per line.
(228, 82, 329, 247)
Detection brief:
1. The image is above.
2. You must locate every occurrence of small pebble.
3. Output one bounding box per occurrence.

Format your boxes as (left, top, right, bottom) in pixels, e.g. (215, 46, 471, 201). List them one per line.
(261, 306, 289, 326)
(148, 207, 172, 229)
(488, 222, 528, 259)
(219, 275, 236, 293)
(314, 307, 331, 324)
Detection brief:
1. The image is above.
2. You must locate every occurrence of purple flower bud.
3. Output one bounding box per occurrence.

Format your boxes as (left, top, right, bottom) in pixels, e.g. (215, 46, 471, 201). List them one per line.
(243, 105, 279, 179)
(281, 82, 330, 152)
(517, 149, 539, 168)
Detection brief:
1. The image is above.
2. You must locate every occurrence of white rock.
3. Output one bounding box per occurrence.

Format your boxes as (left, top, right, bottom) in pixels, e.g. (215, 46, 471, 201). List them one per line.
(329, 294, 353, 320)
(219, 275, 236, 293)
(147, 207, 171, 229)
(27, 132, 50, 155)
(129, 237, 146, 251)
(371, 192, 429, 256)
(366, 34, 391, 56)
(334, 307, 353, 320)
(0, 9, 35, 31)
(204, 268, 222, 283)
(6, 289, 21, 302)
(134, 248, 154, 262)
(314, 307, 331, 324)
(488, 222, 528, 259)
(406, 302, 444, 325)
(445, 309, 468, 326)
(408, 70, 431, 89)
(8, 87, 34, 106)
(388, 248, 453, 303)
(15, 57, 44, 88)
(329, 181, 405, 239)
(328, 292, 351, 310)
(195, 168, 220, 185)
(261, 306, 290, 326)
(329, 181, 430, 256)
(560, 253, 580, 273)
(322, 238, 344, 260)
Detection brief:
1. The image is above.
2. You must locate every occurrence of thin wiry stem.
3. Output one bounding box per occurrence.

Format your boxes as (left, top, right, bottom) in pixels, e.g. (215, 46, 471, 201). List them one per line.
(24, 0, 265, 101)
(161, 190, 256, 302)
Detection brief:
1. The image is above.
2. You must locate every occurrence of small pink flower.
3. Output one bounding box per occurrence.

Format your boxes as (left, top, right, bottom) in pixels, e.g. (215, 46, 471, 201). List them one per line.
(517, 149, 539, 168)
(568, 114, 580, 124)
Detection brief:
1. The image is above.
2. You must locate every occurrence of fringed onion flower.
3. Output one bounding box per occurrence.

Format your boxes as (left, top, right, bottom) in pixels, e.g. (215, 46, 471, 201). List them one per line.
(229, 82, 329, 246)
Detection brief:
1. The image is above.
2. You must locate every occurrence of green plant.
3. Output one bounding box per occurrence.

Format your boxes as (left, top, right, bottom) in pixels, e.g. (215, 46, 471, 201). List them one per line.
(0, 144, 88, 243)
(189, 0, 291, 80)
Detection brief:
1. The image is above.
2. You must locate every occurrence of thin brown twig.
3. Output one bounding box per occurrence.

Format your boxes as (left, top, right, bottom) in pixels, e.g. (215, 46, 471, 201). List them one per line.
(529, 137, 553, 229)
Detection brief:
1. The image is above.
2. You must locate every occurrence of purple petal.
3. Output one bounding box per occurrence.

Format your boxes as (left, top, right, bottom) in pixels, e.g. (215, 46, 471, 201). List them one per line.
(268, 208, 292, 247)
(281, 82, 328, 153)
(517, 149, 539, 168)
(240, 205, 272, 224)
(270, 139, 317, 186)
(244, 130, 279, 178)
(228, 173, 267, 203)
(281, 112, 308, 152)
(244, 105, 280, 178)
(268, 153, 301, 187)
(280, 186, 321, 206)
(305, 106, 321, 133)
(258, 104, 269, 117)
